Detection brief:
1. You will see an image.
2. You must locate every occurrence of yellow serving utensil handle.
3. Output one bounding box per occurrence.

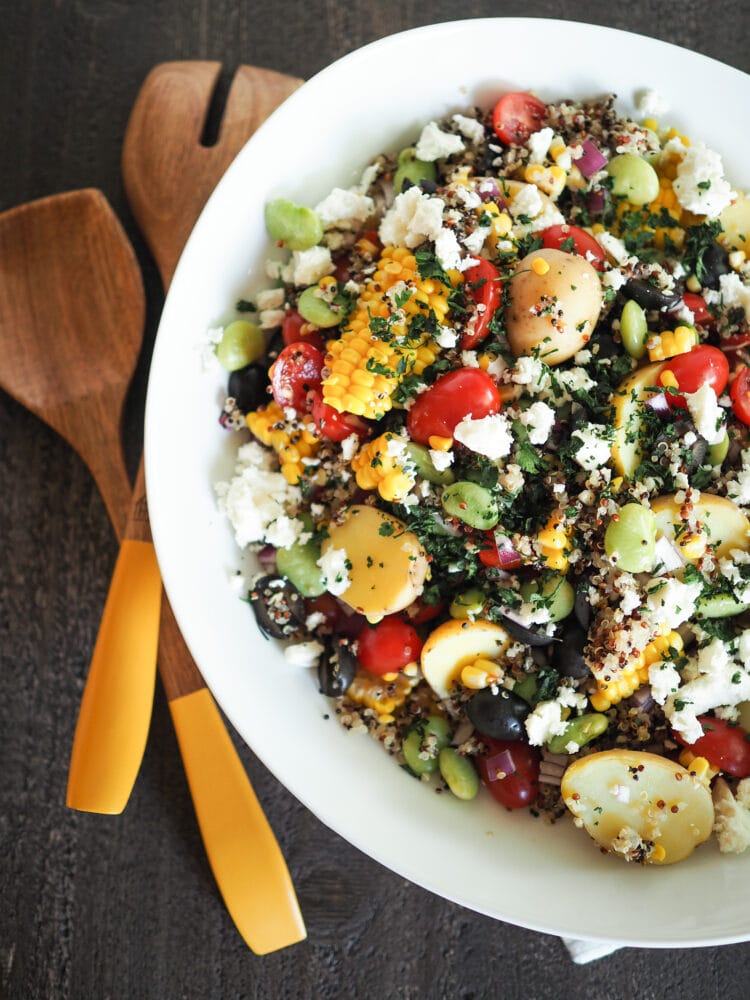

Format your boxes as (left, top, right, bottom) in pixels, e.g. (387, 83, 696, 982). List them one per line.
(66, 539, 161, 814)
(169, 687, 306, 954)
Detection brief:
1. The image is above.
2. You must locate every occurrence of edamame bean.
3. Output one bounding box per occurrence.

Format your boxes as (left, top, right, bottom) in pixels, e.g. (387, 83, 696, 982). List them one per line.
(707, 430, 730, 467)
(441, 481, 499, 531)
(520, 574, 575, 623)
(449, 588, 486, 620)
(216, 320, 265, 371)
(620, 299, 648, 360)
(265, 198, 323, 250)
(606, 154, 660, 206)
(603, 503, 657, 573)
(512, 674, 537, 705)
(275, 535, 326, 597)
(405, 441, 455, 485)
(438, 748, 480, 800)
(297, 285, 341, 328)
(402, 716, 452, 775)
(393, 147, 437, 195)
(545, 713, 609, 754)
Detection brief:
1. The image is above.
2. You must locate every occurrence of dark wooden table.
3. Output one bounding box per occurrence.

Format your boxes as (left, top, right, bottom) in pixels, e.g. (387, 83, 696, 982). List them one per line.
(3, 3, 750, 997)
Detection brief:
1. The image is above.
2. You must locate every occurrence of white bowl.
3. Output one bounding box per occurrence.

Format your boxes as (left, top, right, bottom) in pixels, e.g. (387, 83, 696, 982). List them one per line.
(145, 18, 750, 947)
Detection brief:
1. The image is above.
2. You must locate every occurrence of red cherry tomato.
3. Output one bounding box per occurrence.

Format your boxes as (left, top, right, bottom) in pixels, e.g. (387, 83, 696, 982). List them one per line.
(658, 344, 729, 409)
(723, 333, 750, 353)
(310, 391, 370, 441)
(680, 293, 713, 328)
(406, 368, 501, 445)
(539, 224, 606, 272)
(282, 309, 325, 352)
(270, 342, 324, 412)
(460, 258, 502, 350)
(730, 366, 750, 425)
(356, 616, 423, 676)
(476, 738, 540, 810)
(478, 531, 523, 570)
(492, 92, 547, 146)
(673, 716, 750, 778)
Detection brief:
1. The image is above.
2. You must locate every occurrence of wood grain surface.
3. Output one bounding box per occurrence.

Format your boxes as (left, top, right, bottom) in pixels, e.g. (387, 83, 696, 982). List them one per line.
(2, 2, 750, 998)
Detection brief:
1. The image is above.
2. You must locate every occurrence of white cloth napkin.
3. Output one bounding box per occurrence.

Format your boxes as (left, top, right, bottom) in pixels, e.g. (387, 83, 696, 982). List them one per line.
(562, 937, 623, 964)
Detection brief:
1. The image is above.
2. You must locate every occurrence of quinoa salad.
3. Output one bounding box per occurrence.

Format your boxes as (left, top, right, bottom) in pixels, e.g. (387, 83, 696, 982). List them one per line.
(212, 88, 750, 865)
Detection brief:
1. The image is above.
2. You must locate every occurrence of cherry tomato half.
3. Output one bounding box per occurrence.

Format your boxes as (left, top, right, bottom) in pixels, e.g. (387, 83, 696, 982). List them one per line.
(406, 368, 501, 445)
(270, 341, 324, 412)
(282, 309, 325, 352)
(680, 292, 713, 328)
(673, 716, 750, 778)
(722, 333, 750, 353)
(539, 224, 606, 272)
(476, 738, 540, 810)
(459, 258, 502, 350)
(492, 92, 547, 146)
(357, 616, 423, 676)
(658, 344, 729, 409)
(401, 597, 446, 626)
(310, 391, 371, 441)
(730, 366, 750, 425)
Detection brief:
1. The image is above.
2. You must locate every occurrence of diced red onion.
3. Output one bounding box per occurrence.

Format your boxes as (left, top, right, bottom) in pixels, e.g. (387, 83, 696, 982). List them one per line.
(477, 178, 506, 206)
(586, 188, 607, 214)
(496, 543, 523, 569)
(257, 544, 277, 569)
(576, 139, 608, 178)
(483, 748, 517, 781)
(631, 685, 655, 712)
(645, 391, 672, 417)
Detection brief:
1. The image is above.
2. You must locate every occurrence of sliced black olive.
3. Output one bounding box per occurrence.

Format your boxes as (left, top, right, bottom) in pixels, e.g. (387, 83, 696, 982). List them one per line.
(465, 687, 529, 741)
(228, 363, 268, 414)
(700, 242, 730, 290)
(248, 575, 306, 640)
(317, 637, 358, 697)
(624, 278, 681, 312)
(500, 615, 553, 647)
(419, 178, 439, 194)
(551, 619, 590, 679)
(574, 580, 592, 630)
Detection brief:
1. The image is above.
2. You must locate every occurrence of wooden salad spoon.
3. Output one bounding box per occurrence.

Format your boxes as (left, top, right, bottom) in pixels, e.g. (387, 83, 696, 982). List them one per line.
(0, 188, 162, 817)
(120, 61, 305, 953)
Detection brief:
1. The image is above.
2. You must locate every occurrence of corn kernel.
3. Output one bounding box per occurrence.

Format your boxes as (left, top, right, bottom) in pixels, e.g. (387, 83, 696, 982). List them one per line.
(659, 369, 679, 389)
(686, 274, 702, 293)
(678, 749, 717, 784)
(531, 256, 550, 276)
(428, 435, 453, 451)
(650, 844, 667, 862)
(677, 530, 708, 560)
(460, 658, 503, 690)
(643, 117, 659, 132)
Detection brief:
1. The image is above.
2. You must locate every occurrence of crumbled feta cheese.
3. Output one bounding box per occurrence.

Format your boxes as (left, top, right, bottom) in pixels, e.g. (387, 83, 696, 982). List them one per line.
(339, 434, 360, 462)
(511, 356, 551, 390)
(527, 127, 554, 164)
(519, 400, 556, 445)
(653, 535, 685, 574)
(718, 550, 750, 603)
(498, 464, 524, 494)
(415, 121, 465, 161)
(283, 640, 325, 668)
(665, 636, 750, 742)
(642, 576, 702, 631)
(571, 423, 612, 472)
(378, 186, 444, 248)
(595, 231, 631, 266)
(684, 383, 725, 445)
(356, 162, 381, 195)
(434, 227, 468, 271)
(317, 546, 351, 597)
(601, 267, 627, 291)
(259, 308, 285, 329)
(462, 225, 490, 255)
(725, 449, 750, 506)
(557, 367, 596, 394)
(215, 442, 304, 549)
(648, 659, 682, 705)
(525, 700, 568, 746)
(314, 187, 375, 228)
(304, 611, 327, 632)
(453, 412, 514, 460)
(705, 272, 750, 322)
(712, 778, 750, 854)
(436, 325, 458, 349)
(451, 113, 485, 144)
(460, 350, 479, 368)
(429, 448, 454, 472)
(636, 88, 669, 119)
(290, 246, 334, 286)
(256, 287, 285, 310)
(509, 184, 543, 220)
(673, 143, 735, 218)
(454, 185, 483, 209)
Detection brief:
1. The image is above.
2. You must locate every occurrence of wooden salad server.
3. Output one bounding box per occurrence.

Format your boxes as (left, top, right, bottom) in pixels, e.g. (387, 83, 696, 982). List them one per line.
(119, 61, 306, 953)
(0, 189, 162, 817)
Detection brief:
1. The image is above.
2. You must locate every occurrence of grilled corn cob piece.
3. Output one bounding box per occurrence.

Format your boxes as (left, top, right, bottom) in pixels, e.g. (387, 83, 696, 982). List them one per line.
(246, 400, 320, 485)
(321, 246, 450, 419)
(647, 325, 697, 362)
(350, 432, 415, 502)
(590, 631, 683, 711)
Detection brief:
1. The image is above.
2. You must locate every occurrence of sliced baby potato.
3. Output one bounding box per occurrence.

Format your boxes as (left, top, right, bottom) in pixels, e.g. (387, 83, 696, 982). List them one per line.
(321, 504, 428, 623)
(421, 619, 511, 700)
(610, 361, 666, 478)
(651, 493, 750, 561)
(561, 749, 714, 865)
(505, 248, 602, 365)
